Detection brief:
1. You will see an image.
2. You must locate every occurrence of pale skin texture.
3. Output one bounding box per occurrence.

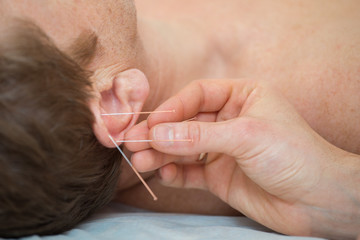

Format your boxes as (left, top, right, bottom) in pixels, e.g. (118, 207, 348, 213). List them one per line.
(127, 79, 360, 239)
(126, 0, 360, 216)
(2, 0, 360, 238)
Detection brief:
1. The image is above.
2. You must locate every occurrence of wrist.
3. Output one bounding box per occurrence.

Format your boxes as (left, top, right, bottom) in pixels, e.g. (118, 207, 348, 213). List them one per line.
(307, 150, 360, 239)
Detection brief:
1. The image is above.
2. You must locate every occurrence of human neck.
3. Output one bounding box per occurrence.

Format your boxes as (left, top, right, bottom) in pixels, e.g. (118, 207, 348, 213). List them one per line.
(135, 17, 228, 111)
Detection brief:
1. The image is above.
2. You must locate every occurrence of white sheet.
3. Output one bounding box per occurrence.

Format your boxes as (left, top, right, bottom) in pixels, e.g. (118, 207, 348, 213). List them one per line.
(15, 203, 326, 240)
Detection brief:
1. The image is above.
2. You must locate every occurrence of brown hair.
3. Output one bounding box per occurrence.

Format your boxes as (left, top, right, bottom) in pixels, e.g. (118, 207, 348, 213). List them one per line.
(0, 20, 121, 237)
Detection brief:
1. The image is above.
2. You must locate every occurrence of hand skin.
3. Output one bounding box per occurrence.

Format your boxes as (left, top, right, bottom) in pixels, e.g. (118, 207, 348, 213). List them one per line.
(126, 79, 360, 239)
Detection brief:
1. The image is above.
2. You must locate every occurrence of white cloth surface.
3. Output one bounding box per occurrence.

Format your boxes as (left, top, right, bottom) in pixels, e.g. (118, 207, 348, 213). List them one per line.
(11, 202, 326, 240)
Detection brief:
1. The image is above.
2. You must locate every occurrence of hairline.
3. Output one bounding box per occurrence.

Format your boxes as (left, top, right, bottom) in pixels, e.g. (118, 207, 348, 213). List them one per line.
(67, 30, 99, 67)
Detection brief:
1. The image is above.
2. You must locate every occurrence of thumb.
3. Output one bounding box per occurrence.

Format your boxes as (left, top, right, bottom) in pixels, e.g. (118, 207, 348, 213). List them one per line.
(149, 117, 263, 158)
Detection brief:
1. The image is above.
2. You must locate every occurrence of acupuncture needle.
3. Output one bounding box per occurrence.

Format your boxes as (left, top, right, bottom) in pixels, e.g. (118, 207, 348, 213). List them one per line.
(103, 111, 195, 143)
(105, 111, 196, 201)
(108, 134, 158, 201)
(122, 116, 196, 138)
(101, 110, 175, 116)
(116, 139, 193, 143)
(116, 116, 196, 143)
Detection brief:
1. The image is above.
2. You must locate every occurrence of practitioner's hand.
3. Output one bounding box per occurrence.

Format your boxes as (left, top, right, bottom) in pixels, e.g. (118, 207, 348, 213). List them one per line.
(126, 80, 360, 239)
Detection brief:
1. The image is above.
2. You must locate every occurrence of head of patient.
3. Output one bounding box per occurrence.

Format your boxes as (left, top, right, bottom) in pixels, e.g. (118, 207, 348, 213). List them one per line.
(0, 0, 147, 237)
(0, 19, 122, 237)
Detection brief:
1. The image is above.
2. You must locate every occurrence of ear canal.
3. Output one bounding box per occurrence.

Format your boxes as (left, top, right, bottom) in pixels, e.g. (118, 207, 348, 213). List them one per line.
(91, 68, 150, 147)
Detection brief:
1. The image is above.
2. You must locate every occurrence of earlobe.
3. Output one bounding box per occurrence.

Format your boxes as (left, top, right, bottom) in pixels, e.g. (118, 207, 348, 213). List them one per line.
(90, 68, 150, 147)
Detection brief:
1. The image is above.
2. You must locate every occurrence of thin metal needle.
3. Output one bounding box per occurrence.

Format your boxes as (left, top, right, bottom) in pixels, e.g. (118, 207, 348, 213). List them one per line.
(108, 134, 158, 201)
(101, 110, 175, 116)
(116, 139, 193, 143)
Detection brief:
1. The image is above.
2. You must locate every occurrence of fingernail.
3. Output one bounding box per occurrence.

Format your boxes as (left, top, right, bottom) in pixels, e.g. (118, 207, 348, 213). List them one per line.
(153, 124, 174, 147)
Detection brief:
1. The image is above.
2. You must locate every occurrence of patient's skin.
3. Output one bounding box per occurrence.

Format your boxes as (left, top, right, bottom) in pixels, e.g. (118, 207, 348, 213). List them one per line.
(3, 0, 360, 214)
(119, 0, 360, 213)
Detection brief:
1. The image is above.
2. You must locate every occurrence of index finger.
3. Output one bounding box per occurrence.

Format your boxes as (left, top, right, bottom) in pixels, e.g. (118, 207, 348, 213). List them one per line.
(148, 79, 244, 128)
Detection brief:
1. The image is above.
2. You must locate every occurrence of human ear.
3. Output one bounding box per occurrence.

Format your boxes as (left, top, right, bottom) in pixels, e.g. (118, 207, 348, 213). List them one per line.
(90, 68, 149, 147)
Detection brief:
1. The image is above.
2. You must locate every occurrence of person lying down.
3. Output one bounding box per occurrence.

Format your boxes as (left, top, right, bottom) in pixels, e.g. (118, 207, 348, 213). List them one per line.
(1, 0, 360, 239)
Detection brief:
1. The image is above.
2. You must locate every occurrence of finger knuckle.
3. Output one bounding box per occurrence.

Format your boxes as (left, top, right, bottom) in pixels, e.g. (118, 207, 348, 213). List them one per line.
(228, 118, 270, 156)
(238, 118, 263, 136)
